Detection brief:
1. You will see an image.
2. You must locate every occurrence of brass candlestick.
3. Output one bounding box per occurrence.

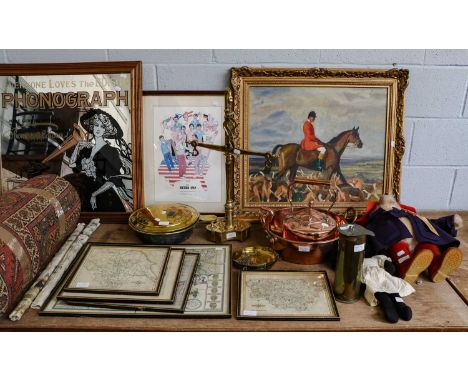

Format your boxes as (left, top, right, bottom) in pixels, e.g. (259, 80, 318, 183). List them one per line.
(189, 88, 273, 243)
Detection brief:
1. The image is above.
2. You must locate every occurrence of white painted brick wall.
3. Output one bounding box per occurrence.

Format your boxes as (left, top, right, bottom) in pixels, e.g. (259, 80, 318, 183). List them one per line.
(405, 67, 468, 118)
(1, 49, 467, 210)
(410, 119, 468, 166)
(213, 50, 321, 64)
(425, 50, 468, 65)
(108, 49, 212, 64)
(451, 169, 468, 209)
(5, 49, 107, 62)
(320, 49, 425, 65)
(142, 64, 157, 90)
(403, 119, 414, 166)
(157, 64, 232, 90)
(401, 167, 456, 210)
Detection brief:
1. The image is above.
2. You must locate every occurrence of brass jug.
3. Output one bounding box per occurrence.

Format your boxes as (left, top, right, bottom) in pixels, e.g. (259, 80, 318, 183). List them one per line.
(333, 224, 374, 303)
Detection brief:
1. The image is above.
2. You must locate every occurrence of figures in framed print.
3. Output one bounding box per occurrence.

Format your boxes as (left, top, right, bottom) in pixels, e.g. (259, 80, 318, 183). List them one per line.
(159, 109, 219, 180)
(0, 62, 142, 221)
(143, 92, 226, 213)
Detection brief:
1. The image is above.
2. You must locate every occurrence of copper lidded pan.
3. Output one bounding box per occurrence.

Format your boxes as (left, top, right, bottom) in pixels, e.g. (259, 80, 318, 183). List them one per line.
(259, 177, 351, 265)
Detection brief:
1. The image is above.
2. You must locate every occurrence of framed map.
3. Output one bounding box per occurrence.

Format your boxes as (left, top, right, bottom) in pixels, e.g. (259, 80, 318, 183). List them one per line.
(63, 253, 199, 312)
(58, 247, 185, 304)
(172, 244, 231, 317)
(60, 247, 184, 303)
(40, 245, 232, 318)
(63, 243, 170, 296)
(237, 270, 339, 320)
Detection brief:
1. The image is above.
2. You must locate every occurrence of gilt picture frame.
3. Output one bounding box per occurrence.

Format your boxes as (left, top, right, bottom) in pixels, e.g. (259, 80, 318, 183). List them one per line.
(0, 62, 143, 222)
(143, 91, 226, 213)
(230, 67, 408, 218)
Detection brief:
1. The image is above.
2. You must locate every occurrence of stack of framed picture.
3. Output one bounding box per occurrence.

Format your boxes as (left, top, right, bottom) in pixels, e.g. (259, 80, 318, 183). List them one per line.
(40, 243, 231, 318)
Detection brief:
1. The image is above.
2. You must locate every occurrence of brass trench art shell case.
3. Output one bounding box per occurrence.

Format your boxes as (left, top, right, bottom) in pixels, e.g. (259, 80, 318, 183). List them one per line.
(232, 246, 278, 270)
(333, 224, 374, 303)
(129, 203, 199, 245)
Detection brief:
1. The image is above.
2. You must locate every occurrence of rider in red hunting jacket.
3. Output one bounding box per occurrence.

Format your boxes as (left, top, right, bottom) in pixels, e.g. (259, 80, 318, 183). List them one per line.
(300, 111, 326, 170)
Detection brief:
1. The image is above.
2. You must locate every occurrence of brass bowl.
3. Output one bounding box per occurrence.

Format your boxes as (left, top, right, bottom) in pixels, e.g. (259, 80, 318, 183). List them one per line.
(233, 246, 278, 270)
(129, 203, 199, 245)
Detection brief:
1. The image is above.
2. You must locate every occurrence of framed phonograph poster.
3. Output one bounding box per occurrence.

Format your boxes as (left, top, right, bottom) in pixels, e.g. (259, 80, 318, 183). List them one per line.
(0, 62, 143, 222)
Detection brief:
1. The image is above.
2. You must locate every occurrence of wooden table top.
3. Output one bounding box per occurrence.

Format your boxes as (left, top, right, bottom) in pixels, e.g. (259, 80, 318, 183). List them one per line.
(1, 211, 467, 331)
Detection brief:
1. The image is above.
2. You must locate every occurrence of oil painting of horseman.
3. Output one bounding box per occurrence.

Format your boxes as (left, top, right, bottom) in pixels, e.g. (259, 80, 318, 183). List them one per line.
(247, 86, 388, 204)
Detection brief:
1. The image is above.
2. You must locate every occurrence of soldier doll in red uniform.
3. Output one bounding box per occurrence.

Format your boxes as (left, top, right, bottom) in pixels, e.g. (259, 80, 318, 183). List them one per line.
(357, 195, 463, 284)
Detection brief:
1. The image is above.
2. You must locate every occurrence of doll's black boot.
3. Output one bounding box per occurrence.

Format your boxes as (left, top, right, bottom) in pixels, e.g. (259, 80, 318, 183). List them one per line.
(390, 293, 412, 321)
(375, 292, 399, 323)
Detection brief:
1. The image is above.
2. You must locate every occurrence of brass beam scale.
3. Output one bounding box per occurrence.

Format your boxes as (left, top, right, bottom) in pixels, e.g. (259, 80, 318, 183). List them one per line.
(189, 88, 273, 243)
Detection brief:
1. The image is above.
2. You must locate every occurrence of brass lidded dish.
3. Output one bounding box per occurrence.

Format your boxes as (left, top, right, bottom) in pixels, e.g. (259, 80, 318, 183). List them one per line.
(233, 246, 278, 270)
(129, 203, 199, 245)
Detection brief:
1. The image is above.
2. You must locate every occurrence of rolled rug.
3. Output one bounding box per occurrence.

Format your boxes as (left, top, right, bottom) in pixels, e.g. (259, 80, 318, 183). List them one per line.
(0, 175, 81, 318)
(8, 223, 85, 321)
